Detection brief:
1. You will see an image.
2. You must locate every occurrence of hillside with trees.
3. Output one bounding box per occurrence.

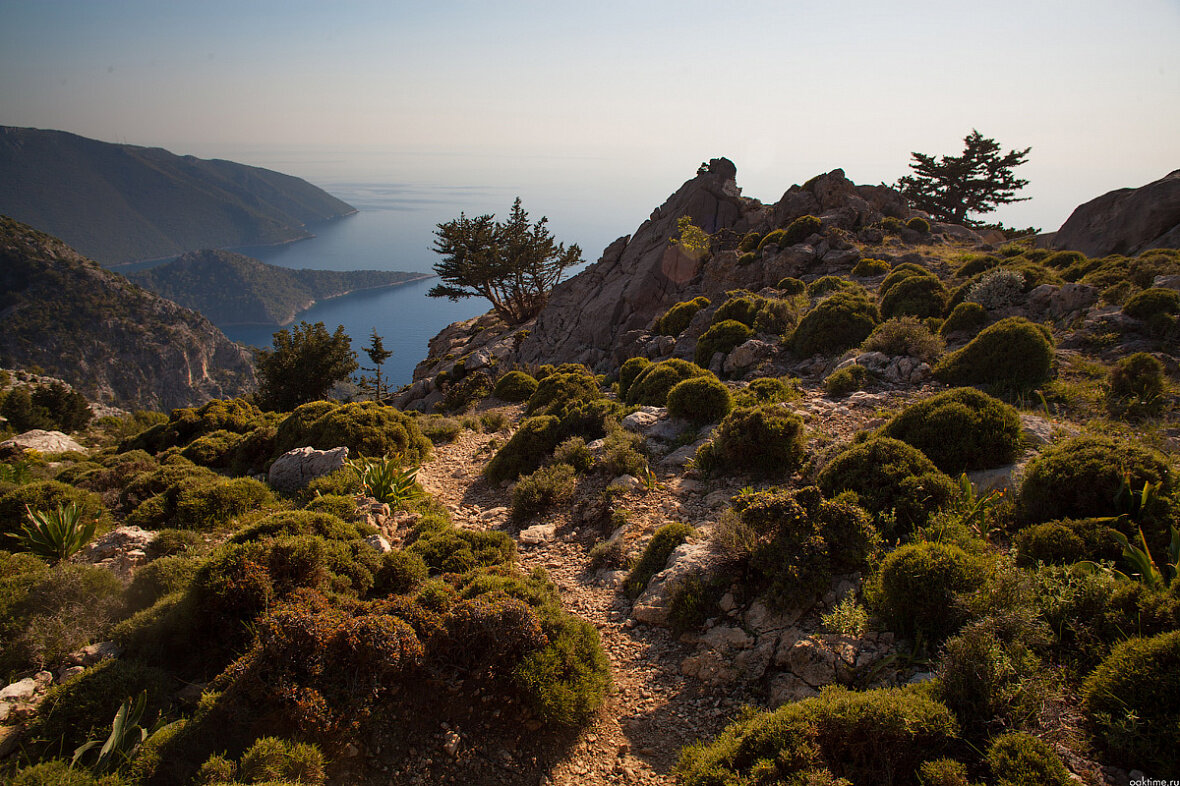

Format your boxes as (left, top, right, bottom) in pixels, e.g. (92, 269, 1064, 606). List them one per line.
(0, 126, 356, 266)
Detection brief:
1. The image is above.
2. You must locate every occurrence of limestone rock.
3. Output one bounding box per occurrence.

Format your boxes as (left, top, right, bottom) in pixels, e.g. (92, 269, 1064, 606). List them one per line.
(769, 673, 820, 706)
(967, 464, 1022, 495)
(364, 533, 391, 553)
(607, 474, 643, 492)
(519, 522, 556, 545)
(66, 641, 122, 667)
(723, 339, 776, 374)
(77, 525, 157, 581)
(0, 429, 85, 454)
(268, 446, 349, 493)
(621, 408, 661, 432)
(0, 679, 36, 703)
(1053, 170, 1180, 257)
(632, 540, 722, 626)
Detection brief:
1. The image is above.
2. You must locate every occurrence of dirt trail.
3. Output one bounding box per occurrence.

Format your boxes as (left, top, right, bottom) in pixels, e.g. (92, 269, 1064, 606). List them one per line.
(411, 424, 748, 785)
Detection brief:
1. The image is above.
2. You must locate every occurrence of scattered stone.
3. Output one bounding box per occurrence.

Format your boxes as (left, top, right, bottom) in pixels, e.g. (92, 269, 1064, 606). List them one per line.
(608, 474, 643, 492)
(519, 523, 557, 545)
(66, 641, 122, 667)
(268, 446, 349, 493)
(364, 533, 392, 553)
(0, 679, 36, 703)
(442, 730, 461, 757)
(633, 540, 723, 626)
(56, 666, 85, 683)
(621, 408, 661, 432)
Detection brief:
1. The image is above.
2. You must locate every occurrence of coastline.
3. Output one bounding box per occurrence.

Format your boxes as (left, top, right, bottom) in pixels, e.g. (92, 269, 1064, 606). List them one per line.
(217, 272, 436, 328)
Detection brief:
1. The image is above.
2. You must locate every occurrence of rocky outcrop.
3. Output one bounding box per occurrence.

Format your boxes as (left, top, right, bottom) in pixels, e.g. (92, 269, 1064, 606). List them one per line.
(268, 445, 349, 493)
(0, 217, 256, 410)
(1052, 170, 1180, 257)
(0, 429, 86, 455)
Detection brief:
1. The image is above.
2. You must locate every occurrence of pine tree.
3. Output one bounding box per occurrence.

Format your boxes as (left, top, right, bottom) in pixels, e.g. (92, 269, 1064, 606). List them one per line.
(359, 328, 393, 402)
(255, 321, 358, 411)
(897, 130, 1031, 226)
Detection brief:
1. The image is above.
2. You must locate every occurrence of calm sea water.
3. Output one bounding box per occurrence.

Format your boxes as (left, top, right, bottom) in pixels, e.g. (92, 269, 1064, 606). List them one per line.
(202, 149, 679, 388)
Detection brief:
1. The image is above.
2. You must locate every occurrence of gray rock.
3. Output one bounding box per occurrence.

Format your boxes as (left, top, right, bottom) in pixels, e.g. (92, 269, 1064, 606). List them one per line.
(723, 339, 776, 374)
(1053, 169, 1180, 257)
(608, 474, 643, 492)
(659, 442, 700, 470)
(67, 641, 122, 666)
(0, 679, 36, 703)
(0, 429, 85, 454)
(1154, 274, 1180, 291)
(621, 408, 661, 432)
(769, 673, 820, 706)
(364, 534, 392, 553)
(519, 523, 556, 545)
(632, 540, 721, 626)
(268, 446, 349, 493)
(967, 464, 1022, 495)
(647, 417, 691, 442)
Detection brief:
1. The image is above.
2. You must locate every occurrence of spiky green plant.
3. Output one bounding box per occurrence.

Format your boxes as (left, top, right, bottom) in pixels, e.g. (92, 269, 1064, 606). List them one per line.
(12, 502, 96, 563)
(73, 691, 166, 774)
(347, 455, 420, 506)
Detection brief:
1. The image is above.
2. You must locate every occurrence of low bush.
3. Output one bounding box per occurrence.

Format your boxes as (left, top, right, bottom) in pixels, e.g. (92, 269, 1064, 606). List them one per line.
(732, 376, 798, 407)
(677, 684, 959, 786)
(824, 365, 870, 397)
(695, 320, 753, 366)
(199, 736, 326, 785)
(301, 402, 432, 465)
(1043, 250, 1087, 270)
(526, 370, 600, 415)
(1081, 630, 1180, 773)
(484, 415, 562, 484)
(1020, 434, 1172, 525)
(737, 251, 755, 266)
(860, 316, 945, 362)
(783, 214, 823, 245)
(229, 510, 368, 544)
(817, 437, 956, 536)
(694, 405, 806, 476)
(880, 273, 948, 319)
(879, 263, 931, 299)
(806, 275, 857, 298)
(270, 400, 337, 456)
(552, 436, 594, 473)
(955, 253, 1000, 278)
(617, 357, 651, 400)
(179, 429, 244, 469)
(601, 426, 648, 478)
(173, 477, 277, 530)
(1123, 286, 1180, 320)
(512, 463, 577, 519)
(724, 487, 878, 607)
(986, 732, 1072, 786)
(865, 541, 990, 642)
(125, 555, 202, 612)
(738, 232, 761, 252)
(626, 359, 709, 407)
(965, 268, 1027, 310)
(756, 228, 787, 253)
(10, 761, 129, 786)
(666, 376, 732, 424)
(791, 291, 880, 356)
(1013, 518, 1120, 566)
(514, 616, 611, 726)
(852, 257, 891, 277)
(940, 301, 988, 336)
(624, 522, 695, 598)
(492, 370, 539, 403)
(713, 292, 762, 327)
(881, 387, 1021, 473)
(777, 277, 806, 295)
(441, 369, 494, 412)
(654, 296, 710, 336)
(1107, 352, 1166, 418)
(934, 317, 1054, 395)
(906, 216, 930, 233)
(417, 415, 463, 444)
(372, 550, 429, 595)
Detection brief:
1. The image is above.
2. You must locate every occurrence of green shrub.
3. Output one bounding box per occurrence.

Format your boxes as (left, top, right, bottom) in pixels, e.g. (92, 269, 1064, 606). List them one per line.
(985, 732, 1071, 786)
(300, 467, 363, 501)
(1020, 434, 1172, 525)
(783, 214, 823, 245)
(1013, 518, 1120, 566)
(484, 415, 561, 484)
(666, 376, 732, 424)
(817, 437, 956, 535)
(933, 317, 1054, 395)
(806, 275, 856, 298)
(0, 480, 109, 539)
(777, 277, 806, 295)
(906, 216, 930, 233)
(655, 297, 711, 336)
(791, 292, 880, 356)
(24, 659, 174, 757)
(514, 616, 610, 726)
(512, 463, 577, 520)
(552, 436, 594, 473)
(526, 370, 600, 415)
(954, 253, 1001, 278)
(230, 510, 366, 544)
(271, 400, 337, 456)
(879, 263, 930, 298)
(738, 232, 761, 252)
(866, 542, 989, 642)
(737, 251, 756, 266)
(757, 228, 787, 253)
(370, 549, 429, 596)
(125, 555, 202, 612)
(1082, 630, 1180, 773)
(1123, 286, 1180, 320)
(1043, 250, 1086, 269)
(695, 320, 753, 366)
(174, 477, 277, 530)
(881, 387, 1021, 473)
(617, 357, 652, 400)
(726, 487, 878, 607)
(677, 684, 959, 786)
(852, 257, 891, 277)
(10, 761, 129, 786)
(179, 429, 245, 469)
(302, 493, 360, 521)
(626, 358, 709, 406)
(880, 273, 948, 319)
(441, 368, 494, 412)
(732, 376, 798, 407)
(860, 316, 945, 361)
(940, 301, 988, 336)
(624, 522, 695, 598)
(694, 405, 806, 476)
(601, 426, 647, 477)
(302, 402, 431, 464)
(917, 759, 970, 786)
(228, 425, 278, 476)
(824, 365, 870, 397)
(492, 370, 538, 403)
(713, 293, 762, 327)
(1107, 352, 1166, 418)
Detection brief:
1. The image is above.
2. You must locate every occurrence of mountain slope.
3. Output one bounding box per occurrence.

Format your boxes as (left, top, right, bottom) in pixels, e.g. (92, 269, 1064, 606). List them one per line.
(129, 249, 429, 327)
(0, 126, 356, 266)
(0, 216, 256, 409)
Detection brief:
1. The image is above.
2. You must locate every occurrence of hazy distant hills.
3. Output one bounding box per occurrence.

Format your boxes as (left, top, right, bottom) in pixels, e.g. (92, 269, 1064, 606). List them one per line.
(129, 249, 428, 328)
(0, 126, 356, 266)
(0, 216, 255, 409)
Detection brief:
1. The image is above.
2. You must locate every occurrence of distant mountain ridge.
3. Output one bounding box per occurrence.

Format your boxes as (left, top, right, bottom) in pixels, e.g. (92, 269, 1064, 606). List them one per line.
(129, 249, 429, 328)
(0, 126, 356, 266)
(0, 216, 256, 410)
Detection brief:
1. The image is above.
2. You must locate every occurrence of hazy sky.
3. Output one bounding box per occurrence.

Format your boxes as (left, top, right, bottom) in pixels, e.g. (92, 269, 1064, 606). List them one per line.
(2, 0, 1178, 232)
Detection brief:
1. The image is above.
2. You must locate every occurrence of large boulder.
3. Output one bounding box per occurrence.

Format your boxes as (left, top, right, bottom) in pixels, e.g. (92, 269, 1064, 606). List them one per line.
(0, 429, 85, 455)
(1052, 170, 1180, 256)
(268, 445, 349, 493)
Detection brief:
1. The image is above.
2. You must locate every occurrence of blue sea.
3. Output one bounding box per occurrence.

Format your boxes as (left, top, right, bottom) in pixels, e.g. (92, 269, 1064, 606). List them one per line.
(195, 148, 681, 388)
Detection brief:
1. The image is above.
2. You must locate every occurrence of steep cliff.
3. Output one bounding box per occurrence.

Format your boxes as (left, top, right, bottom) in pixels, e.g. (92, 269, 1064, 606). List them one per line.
(0, 217, 256, 410)
(0, 126, 356, 265)
(129, 249, 428, 327)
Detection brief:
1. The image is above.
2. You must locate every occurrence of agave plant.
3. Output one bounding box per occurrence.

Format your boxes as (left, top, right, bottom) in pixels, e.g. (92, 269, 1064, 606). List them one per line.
(12, 502, 96, 563)
(347, 455, 420, 506)
(1111, 525, 1180, 590)
(73, 691, 166, 774)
